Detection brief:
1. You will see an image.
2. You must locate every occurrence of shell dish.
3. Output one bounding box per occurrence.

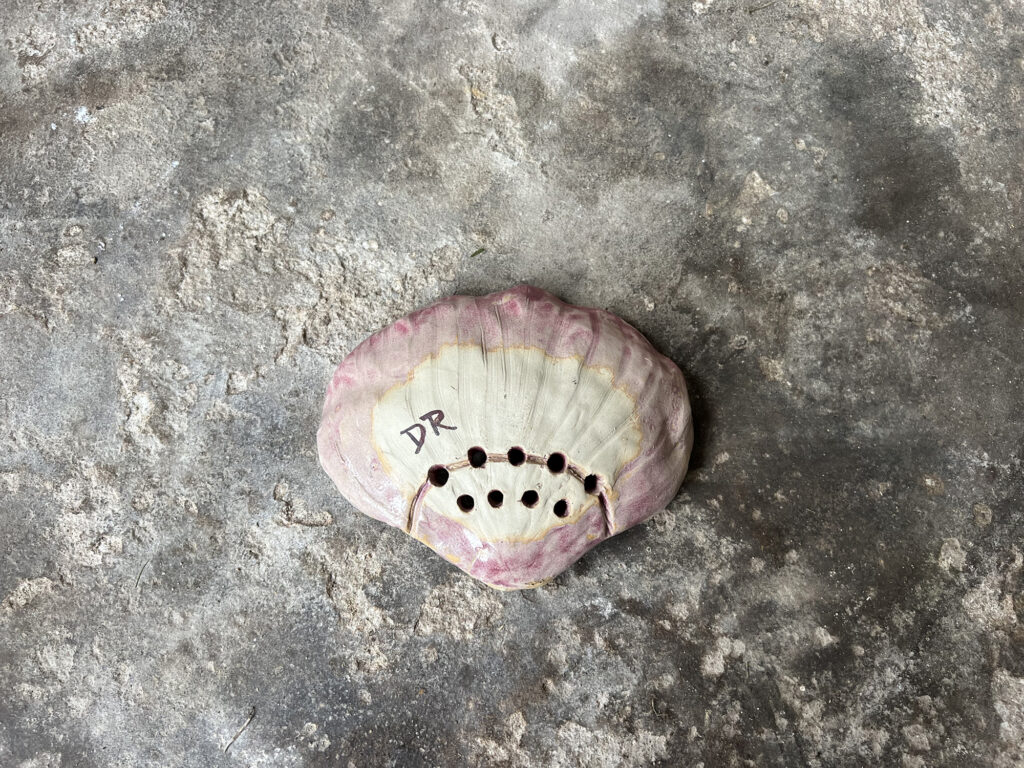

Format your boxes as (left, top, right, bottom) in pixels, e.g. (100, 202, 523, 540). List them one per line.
(317, 285, 693, 589)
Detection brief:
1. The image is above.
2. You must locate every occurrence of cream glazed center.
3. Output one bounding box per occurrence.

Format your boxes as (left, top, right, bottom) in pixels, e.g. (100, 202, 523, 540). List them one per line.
(369, 344, 643, 542)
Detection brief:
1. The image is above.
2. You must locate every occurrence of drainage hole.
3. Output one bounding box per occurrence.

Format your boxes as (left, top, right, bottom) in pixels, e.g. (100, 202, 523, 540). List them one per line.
(546, 452, 566, 473)
(507, 447, 526, 466)
(457, 494, 475, 512)
(487, 490, 504, 508)
(521, 490, 539, 508)
(468, 447, 487, 468)
(553, 499, 569, 517)
(427, 465, 449, 487)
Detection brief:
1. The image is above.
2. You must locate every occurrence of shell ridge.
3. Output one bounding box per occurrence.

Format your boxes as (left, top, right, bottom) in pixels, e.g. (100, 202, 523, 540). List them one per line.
(554, 309, 605, 468)
(429, 306, 445, 454)
(520, 291, 541, 445)
(625, 354, 663, 425)
(575, 322, 640, 478)
(476, 295, 495, 473)
(454, 308, 468, 472)
(493, 302, 510, 435)
(613, 408, 692, 530)
(394, 321, 428, 517)
(587, 405, 643, 481)
(580, 369, 617, 452)
(524, 293, 560, 446)
(536, 350, 588, 455)
(627, 364, 688, 463)
(337, 440, 392, 523)
(494, 303, 509, 388)
(572, 320, 640, 435)
(528, 299, 571, 452)
(600, 491, 615, 535)
(318, 397, 388, 522)
(408, 480, 430, 534)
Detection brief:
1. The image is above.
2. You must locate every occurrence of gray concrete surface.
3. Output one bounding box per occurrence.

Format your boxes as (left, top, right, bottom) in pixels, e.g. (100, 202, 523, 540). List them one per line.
(1, 1, 1023, 766)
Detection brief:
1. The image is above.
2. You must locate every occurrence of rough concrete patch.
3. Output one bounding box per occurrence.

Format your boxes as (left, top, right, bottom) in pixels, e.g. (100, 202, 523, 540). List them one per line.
(902, 723, 930, 752)
(938, 538, 966, 571)
(175, 187, 293, 310)
(2, 577, 54, 612)
(549, 721, 671, 768)
(471, 711, 530, 767)
(737, 170, 776, 210)
(273, 481, 332, 527)
(993, 670, 1024, 765)
(701, 634, 745, 678)
(414, 577, 504, 640)
(962, 572, 1017, 629)
(16, 754, 62, 768)
(312, 544, 387, 632)
(36, 643, 76, 684)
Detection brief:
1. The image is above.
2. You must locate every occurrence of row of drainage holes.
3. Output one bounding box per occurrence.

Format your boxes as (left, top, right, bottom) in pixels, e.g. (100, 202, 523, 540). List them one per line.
(427, 448, 599, 494)
(472, 446, 562, 472)
(456, 492, 570, 517)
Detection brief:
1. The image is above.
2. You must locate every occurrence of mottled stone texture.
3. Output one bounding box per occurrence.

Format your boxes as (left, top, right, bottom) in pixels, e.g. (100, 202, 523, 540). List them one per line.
(0, 0, 1021, 766)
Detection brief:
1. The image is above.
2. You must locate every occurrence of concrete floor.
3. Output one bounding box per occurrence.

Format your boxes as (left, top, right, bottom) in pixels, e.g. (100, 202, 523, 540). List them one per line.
(1, 1, 1022, 766)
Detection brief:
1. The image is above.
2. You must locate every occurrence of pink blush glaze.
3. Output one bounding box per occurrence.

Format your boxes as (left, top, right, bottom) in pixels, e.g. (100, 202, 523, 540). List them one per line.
(317, 285, 693, 589)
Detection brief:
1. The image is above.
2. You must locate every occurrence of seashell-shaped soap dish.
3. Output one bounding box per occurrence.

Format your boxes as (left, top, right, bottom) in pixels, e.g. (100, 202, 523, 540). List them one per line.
(317, 285, 693, 589)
